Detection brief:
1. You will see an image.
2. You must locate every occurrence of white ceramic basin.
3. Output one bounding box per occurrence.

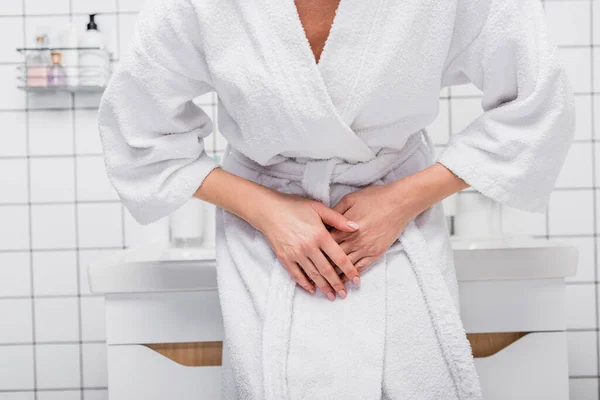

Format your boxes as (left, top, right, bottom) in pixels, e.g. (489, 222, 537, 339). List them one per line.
(89, 246, 217, 294)
(451, 235, 577, 281)
(88, 235, 577, 294)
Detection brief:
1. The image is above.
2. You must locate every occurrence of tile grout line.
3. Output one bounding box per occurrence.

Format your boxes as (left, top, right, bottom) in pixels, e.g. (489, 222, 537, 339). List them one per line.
(0, 340, 106, 347)
(68, 2, 87, 398)
(0, 246, 129, 253)
(0, 11, 138, 18)
(21, 0, 39, 396)
(544, 0, 550, 244)
(115, 0, 128, 255)
(588, 0, 600, 392)
(64, 3, 88, 398)
(0, 294, 107, 300)
(0, 387, 107, 394)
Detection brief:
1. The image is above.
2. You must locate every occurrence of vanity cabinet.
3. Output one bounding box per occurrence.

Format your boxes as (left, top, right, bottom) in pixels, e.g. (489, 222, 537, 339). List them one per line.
(454, 239, 576, 400)
(105, 291, 223, 400)
(460, 278, 570, 399)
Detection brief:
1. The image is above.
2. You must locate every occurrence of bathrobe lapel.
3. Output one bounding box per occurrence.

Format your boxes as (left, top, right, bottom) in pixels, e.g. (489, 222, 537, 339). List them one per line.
(256, 0, 382, 162)
(312, 0, 387, 127)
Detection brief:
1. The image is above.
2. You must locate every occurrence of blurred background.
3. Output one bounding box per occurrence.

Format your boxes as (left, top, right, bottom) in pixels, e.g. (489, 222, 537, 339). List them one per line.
(0, 0, 597, 399)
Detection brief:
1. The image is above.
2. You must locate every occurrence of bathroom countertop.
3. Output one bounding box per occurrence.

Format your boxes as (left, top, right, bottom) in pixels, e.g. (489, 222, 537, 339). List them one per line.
(88, 236, 577, 294)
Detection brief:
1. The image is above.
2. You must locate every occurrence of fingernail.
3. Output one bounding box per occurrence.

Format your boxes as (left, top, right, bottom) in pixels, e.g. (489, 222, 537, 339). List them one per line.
(352, 276, 360, 285)
(338, 289, 347, 299)
(327, 292, 336, 301)
(309, 288, 316, 294)
(347, 221, 359, 230)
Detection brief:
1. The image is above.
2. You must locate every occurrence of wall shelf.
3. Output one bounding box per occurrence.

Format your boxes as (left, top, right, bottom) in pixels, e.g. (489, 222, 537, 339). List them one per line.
(16, 46, 111, 53)
(17, 46, 112, 94)
(17, 85, 107, 93)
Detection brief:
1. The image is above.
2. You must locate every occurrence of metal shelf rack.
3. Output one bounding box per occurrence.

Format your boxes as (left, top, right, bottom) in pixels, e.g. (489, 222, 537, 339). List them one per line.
(16, 46, 113, 93)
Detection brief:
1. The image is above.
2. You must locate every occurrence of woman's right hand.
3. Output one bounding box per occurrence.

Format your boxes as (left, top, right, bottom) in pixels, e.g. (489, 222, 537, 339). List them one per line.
(252, 191, 362, 301)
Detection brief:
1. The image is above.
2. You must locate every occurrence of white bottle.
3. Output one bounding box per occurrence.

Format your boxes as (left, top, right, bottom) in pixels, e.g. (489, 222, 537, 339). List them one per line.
(169, 198, 205, 248)
(58, 22, 79, 87)
(79, 14, 110, 87)
(454, 192, 503, 238)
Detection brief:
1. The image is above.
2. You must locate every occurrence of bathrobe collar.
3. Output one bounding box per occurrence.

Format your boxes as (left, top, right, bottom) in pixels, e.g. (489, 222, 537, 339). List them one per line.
(258, 0, 384, 162)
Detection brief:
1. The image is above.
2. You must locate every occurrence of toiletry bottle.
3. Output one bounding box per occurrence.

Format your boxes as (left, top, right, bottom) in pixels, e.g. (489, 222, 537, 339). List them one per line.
(26, 35, 51, 88)
(169, 198, 205, 248)
(48, 51, 67, 87)
(79, 14, 110, 86)
(58, 22, 79, 87)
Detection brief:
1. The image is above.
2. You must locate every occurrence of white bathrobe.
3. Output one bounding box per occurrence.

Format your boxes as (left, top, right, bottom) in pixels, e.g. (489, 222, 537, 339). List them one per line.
(97, 0, 575, 398)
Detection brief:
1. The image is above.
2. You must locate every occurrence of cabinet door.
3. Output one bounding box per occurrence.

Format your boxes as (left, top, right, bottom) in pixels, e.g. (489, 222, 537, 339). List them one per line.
(474, 332, 569, 400)
(108, 344, 221, 400)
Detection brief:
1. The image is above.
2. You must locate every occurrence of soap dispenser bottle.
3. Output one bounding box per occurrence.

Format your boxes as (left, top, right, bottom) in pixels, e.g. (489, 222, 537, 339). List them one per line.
(79, 14, 110, 86)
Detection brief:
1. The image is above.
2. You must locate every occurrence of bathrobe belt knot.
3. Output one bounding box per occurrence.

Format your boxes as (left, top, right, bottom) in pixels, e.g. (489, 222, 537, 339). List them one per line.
(230, 128, 429, 207)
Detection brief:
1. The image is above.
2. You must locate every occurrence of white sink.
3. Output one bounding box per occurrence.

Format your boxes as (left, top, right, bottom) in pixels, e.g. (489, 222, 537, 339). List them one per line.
(452, 235, 548, 250)
(88, 246, 217, 294)
(88, 235, 577, 294)
(451, 235, 578, 281)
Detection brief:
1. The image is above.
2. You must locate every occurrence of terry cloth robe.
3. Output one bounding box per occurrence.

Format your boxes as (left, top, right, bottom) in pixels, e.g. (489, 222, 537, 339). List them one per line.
(97, 0, 575, 398)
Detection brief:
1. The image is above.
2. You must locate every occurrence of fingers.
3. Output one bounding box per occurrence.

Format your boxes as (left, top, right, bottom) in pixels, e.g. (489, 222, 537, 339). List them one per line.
(337, 239, 355, 256)
(297, 256, 335, 300)
(331, 195, 352, 215)
(346, 250, 363, 264)
(356, 256, 376, 273)
(280, 258, 316, 294)
(315, 203, 359, 233)
(320, 234, 361, 285)
(340, 256, 376, 284)
(309, 246, 348, 300)
(330, 228, 353, 244)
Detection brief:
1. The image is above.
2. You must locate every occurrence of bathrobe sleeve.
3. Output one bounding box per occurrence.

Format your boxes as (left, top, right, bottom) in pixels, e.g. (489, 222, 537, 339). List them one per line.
(438, 0, 576, 213)
(97, 0, 220, 225)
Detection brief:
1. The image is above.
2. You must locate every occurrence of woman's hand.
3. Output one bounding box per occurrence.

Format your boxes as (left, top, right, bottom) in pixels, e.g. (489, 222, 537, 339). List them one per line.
(329, 182, 418, 282)
(196, 162, 468, 293)
(328, 162, 471, 283)
(252, 191, 362, 301)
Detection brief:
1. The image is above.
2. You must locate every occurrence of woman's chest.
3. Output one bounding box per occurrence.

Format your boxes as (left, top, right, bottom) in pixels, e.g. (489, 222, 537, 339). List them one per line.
(192, 0, 463, 151)
(292, 0, 340, 65)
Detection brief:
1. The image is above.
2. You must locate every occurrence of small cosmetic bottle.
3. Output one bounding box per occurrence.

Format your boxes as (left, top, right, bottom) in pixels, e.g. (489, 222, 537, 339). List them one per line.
(48, 51, 68, 87)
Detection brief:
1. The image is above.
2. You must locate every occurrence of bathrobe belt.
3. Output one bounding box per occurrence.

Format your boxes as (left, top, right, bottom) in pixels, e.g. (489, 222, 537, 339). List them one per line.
(227, 128, 483, 400)
(230, 128, 428, 208)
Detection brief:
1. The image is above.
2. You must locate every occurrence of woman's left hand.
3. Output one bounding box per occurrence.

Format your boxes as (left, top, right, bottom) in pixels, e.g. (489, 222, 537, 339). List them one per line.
(327, 161, 470, 284)
(328, 180, 420, 283)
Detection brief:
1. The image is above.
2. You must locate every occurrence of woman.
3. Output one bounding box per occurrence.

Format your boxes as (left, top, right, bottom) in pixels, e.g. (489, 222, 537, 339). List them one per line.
(97, 0, 575, 398)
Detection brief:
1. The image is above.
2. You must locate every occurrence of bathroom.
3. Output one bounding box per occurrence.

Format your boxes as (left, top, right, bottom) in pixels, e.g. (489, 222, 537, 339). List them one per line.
(0, 0, 595, 398)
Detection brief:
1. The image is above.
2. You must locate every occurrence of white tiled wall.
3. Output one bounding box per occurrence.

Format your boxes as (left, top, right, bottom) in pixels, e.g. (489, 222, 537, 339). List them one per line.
(0, 0, 224, 399)
(0, 0, 596, 399)
(431, 1, 599, 398)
